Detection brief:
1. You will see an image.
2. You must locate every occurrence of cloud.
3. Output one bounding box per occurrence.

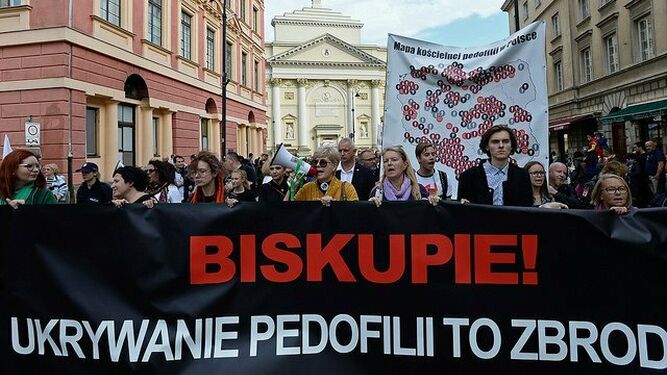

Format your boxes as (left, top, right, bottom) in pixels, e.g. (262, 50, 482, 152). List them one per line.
(265, 0, 506, 44)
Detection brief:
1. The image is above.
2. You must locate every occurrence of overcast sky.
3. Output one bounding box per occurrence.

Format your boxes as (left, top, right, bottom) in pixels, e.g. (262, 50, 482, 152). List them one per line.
(265, 0, 510, 47)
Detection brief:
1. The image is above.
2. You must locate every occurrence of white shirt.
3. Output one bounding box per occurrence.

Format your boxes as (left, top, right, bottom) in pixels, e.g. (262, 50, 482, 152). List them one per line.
(337, 162, 355, 183)
(416, 169, 447, 198)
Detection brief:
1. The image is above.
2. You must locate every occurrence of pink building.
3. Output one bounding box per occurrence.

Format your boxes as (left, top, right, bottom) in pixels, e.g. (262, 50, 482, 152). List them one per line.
(0, 0, 267, 181)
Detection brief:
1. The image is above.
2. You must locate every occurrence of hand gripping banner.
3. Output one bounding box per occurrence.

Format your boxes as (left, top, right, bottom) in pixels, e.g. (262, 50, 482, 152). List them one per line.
(385, 22, 548, 197)
(1, 203, 667, 373)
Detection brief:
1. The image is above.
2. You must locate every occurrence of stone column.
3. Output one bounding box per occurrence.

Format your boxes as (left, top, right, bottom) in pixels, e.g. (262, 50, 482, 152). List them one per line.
(103, 101, 119, 181)
(297, 78, 310, 154)
(346, 80, 357, 138)
(371, 80, 381, 147)
(138, 106, 154, 166)
(161, 112, 173, 158)
(270, 78, 282, 150)
(211, 117, 221, 156)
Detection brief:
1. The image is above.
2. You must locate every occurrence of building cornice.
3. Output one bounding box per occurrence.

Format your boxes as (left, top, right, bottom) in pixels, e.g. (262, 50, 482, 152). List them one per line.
(268, 61, 385, 68)
(272, 20, 362, 29)
(267, 33, 386, 66)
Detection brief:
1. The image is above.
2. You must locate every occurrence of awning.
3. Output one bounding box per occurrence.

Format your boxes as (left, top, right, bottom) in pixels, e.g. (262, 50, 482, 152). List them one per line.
(600, 99, 667, 124)
(548, 114, 593, 131)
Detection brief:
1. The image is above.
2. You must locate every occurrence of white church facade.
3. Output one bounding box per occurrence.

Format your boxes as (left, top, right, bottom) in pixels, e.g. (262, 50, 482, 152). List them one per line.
(265, 0, 387, 155)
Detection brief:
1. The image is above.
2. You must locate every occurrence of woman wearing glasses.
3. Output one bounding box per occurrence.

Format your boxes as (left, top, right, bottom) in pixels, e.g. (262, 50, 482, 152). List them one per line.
(590, 174, 635, 215)
(294, 146, 358, 206)
(369, 146, 439, 207)
(524, 161, 567, 209)
(189, 151, 225, 203)
(0, 149, 56, 208)
(145, 160, 182, 203)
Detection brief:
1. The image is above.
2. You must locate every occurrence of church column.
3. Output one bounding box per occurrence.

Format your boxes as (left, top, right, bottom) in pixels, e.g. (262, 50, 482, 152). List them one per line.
(346, 80, 357, 138)
(371, 80, 381, 147)
(270, 78, 282, 150)
(297, 78, 310, 154)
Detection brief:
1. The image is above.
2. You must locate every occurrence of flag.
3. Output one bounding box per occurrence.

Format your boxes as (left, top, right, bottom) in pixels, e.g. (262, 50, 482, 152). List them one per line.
(2, 135, 12, 159)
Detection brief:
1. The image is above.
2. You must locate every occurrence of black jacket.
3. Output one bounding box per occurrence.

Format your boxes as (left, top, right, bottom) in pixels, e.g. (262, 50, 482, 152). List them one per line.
(457, 161, 533, 207)
(335, 163, 378, 200)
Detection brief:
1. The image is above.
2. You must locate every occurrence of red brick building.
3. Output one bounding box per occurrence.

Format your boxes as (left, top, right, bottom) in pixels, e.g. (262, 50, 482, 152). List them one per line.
(0, 0, 267, 181)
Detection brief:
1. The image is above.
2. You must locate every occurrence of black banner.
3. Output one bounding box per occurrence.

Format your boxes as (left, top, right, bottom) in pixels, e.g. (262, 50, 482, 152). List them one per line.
(1, 203, 667, 374)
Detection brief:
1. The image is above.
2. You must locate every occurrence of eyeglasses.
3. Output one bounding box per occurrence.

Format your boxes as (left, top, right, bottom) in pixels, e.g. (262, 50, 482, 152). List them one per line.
(604, 186, 627, 194)
(146, 168, 156, 174)
(19, 163, 41, 171)
(529, 171, 546, 176)
(313, 159, 329, 168)
(194, 168, 211, 176)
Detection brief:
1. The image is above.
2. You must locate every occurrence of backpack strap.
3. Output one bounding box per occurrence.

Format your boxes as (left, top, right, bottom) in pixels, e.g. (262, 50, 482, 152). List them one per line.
(341, 181, 347, 201)
(438, 170, 448, 198)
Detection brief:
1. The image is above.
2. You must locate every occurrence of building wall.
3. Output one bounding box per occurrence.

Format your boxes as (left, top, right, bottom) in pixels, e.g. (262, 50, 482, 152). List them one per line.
(0, 0, 267, 181)
(502, 0, 667, 157)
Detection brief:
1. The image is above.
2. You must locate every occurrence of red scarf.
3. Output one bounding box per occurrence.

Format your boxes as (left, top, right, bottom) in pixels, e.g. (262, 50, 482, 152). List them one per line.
(190, 176, 225, 203)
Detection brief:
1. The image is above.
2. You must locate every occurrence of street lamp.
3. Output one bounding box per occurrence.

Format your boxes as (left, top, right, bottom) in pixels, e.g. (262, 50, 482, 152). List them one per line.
(350, 91, 360, 139)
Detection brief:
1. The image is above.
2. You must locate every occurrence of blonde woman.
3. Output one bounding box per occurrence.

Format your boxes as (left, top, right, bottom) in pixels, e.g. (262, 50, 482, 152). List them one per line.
(369, 146, 439, 206)
(294, 146, 358, 206)
(226, 169, 257, 207)
(590, 174, 635, 215)
(42, 163, 69, 203)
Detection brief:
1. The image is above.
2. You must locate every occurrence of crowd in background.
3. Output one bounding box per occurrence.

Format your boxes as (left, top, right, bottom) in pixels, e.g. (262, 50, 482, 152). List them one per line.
(1, 125, 665, 214)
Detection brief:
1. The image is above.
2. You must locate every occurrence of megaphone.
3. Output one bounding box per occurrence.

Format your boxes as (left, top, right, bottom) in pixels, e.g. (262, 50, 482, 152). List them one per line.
(270, 143, 317, 177)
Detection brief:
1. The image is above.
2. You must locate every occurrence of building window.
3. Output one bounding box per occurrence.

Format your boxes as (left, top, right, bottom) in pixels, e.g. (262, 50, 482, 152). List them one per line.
(100, 0, 121, 26)
(522, 2, 528, 20)
(86, 107, 98, 156)
(578, 0, 589, 21)
(554, 61, 563, 91)
(605, 33, 619, 74)
(637, 16, 654, 62)
(180, 11, 192, 60)
(580, 48, 592, 83)
(152, 117, 160, 157)
(240, 0, 246, 22)
(206, 28, 215, 71)
(0, 0, 21, 7)
(225, 41, 233, 79)
(241, 52, 247, 86)
(147, 0, 162, 45)
(118, 104, 135, 167)
(253, 7, 258, 31)
(200, 118, 209, 151)
(254, 60, 260, 92)
(551, 13, 560, 37)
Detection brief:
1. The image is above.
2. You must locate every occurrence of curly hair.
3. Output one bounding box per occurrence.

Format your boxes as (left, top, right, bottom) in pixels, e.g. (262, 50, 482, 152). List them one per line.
(113, 166, 149, 192)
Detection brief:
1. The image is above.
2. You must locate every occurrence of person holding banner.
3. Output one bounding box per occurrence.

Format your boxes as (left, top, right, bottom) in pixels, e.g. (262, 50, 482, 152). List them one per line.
(76, 162, 112, 205)
(457, 125, 532, 206)
(294, 146, 358, 206)
(189, 151, 225, 204)
(110, 166, 156, 207)
(369, 146, 438, 206)
(590, 173, 635, 215)
(145, 160, 182, 204)
(258, 164, 289, 202)
(415, 142, 449, 199)
(0, 149, 56, 208)
(225, 169, 257, 207)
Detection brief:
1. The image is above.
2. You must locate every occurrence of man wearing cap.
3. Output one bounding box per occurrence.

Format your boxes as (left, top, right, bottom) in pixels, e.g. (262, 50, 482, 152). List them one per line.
(76, 162, 112, 204)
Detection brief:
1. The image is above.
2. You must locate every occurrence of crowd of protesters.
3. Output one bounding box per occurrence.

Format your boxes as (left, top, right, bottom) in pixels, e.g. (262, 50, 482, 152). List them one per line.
(0, 124, 665, 214)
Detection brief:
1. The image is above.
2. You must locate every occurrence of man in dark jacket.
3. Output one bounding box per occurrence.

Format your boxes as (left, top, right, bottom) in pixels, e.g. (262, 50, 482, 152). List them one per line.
(548, 162, 590, 209)
(335, 138, 377, 200)
(76, 162, 112, 204)
(457, 125, 532, 206)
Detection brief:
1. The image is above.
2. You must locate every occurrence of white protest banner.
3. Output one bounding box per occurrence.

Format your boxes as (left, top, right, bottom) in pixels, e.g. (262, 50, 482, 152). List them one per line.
(384, 22, 548, 197)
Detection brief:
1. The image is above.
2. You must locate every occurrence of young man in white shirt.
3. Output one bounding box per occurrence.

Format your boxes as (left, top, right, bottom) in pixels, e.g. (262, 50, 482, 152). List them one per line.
(415, 142, 450, 199)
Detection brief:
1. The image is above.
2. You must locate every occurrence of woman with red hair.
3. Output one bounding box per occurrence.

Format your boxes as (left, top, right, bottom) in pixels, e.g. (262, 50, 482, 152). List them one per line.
(0, 149, 56, 208)
(188, 151, 225, 203)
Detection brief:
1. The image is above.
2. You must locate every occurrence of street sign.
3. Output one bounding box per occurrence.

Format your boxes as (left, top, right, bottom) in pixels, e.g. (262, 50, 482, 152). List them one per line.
(24, 121, 40, 146)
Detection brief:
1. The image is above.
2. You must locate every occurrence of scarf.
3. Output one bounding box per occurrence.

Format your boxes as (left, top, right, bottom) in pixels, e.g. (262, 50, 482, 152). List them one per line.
(383, 175, 412, 201)
(191, 176, 225, 203)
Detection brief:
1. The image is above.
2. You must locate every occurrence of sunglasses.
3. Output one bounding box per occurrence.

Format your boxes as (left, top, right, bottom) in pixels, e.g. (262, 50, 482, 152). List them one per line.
(313, 159, 329, 168)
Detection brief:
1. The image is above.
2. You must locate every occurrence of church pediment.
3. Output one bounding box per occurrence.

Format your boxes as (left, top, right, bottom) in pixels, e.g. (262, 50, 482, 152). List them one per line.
(267, 34, 385, 67)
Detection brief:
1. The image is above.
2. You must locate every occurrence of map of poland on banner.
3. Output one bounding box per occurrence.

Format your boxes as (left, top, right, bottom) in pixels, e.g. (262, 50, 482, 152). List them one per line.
(384, 22, 548, 198)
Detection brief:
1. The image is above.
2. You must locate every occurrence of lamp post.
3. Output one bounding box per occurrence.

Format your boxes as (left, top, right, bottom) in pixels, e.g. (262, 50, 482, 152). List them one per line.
(220, 0, 230, 154)
(350, 90, 360, 139)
